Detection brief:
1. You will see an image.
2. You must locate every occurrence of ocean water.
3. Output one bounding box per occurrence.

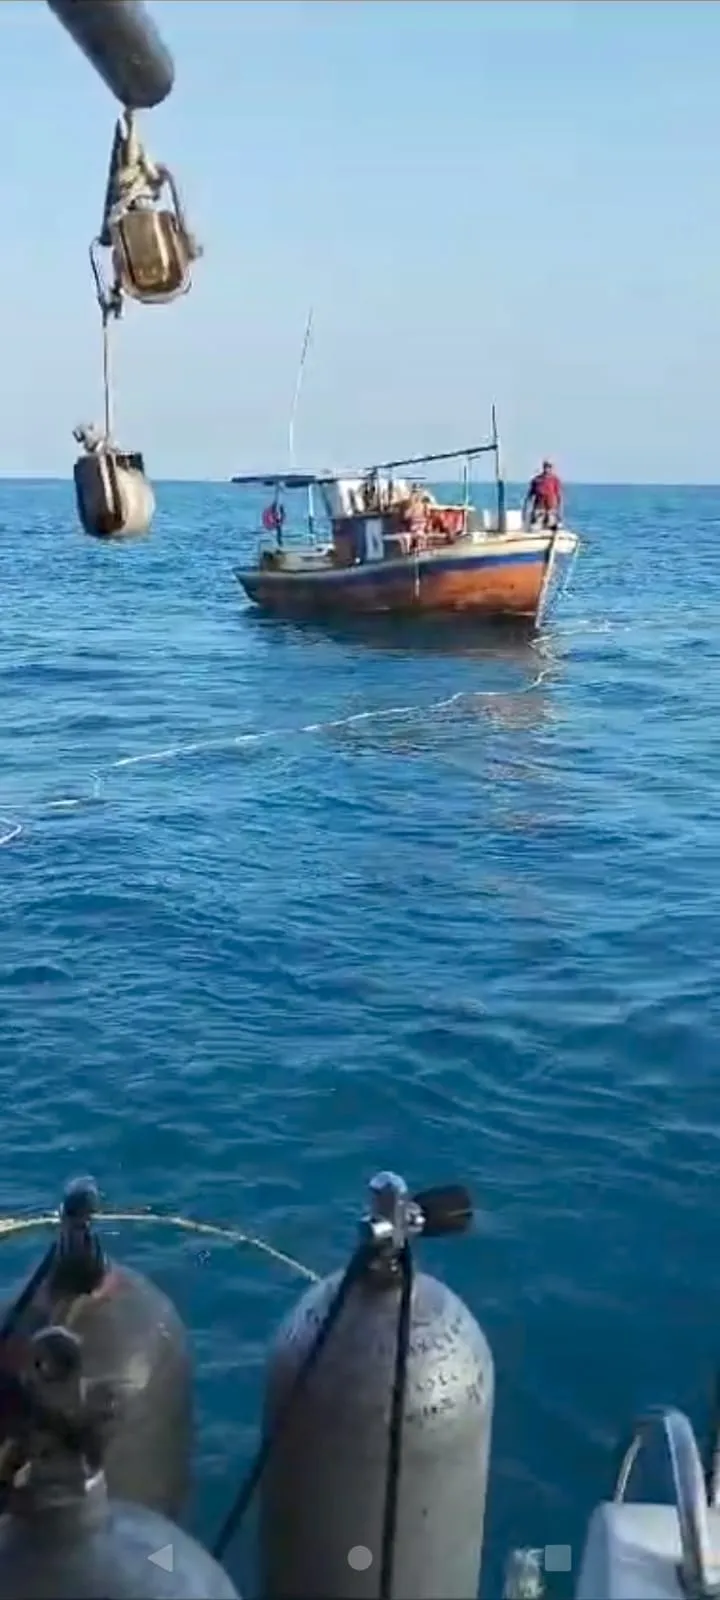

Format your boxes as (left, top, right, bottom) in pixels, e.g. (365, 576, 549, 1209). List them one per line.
(0, 477, 719, 1597)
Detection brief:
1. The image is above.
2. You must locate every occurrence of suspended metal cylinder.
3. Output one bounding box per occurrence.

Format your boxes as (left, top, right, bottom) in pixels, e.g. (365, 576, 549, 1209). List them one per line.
(46, 0, 175, 110)
(1, 1181, 192, 1519)
(74, 448, 155, 539)
(260, 1263, 494, 1600)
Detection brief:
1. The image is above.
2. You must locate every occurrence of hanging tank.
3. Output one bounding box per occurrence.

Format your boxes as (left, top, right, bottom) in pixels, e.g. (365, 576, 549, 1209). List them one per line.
(44, 0, 201, 542)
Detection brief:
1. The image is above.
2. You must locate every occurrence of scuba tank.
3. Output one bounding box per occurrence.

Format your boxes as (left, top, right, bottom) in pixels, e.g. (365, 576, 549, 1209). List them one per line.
(0, 1324, 238, 1599)
(45, 0, 175, 111)
(72, 429, 155, 541)
(0, 1179, 192, 1519)
(259, 1171, 494, 1600)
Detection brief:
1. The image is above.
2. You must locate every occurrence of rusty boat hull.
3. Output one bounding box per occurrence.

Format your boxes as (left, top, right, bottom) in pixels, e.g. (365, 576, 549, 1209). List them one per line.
(234, 530, 578, 623)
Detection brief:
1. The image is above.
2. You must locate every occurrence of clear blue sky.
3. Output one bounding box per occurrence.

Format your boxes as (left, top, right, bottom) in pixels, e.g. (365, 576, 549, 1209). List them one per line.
(2, 1, 720, 482)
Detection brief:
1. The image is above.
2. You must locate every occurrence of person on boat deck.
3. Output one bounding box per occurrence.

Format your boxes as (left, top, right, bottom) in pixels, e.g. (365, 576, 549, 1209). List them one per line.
(523, 460, 564, 529)
(362, 476, 380, 512)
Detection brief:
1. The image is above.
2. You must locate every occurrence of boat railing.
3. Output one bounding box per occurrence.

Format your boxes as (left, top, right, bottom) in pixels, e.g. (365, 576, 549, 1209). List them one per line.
(254, 522, 333, 562)
(613, 1407, 716, 1596)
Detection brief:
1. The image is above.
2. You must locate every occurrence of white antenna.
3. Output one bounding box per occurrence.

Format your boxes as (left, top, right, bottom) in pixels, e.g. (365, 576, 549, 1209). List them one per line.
(287, 306, 314, 469)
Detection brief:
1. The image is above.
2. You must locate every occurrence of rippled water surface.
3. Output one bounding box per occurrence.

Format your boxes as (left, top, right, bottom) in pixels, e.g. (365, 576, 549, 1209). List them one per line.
(0, 478, 719, 1595)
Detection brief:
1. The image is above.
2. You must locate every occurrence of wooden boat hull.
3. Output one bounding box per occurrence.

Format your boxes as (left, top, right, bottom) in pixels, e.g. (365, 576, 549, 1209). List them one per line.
(235, 532, 578, 622)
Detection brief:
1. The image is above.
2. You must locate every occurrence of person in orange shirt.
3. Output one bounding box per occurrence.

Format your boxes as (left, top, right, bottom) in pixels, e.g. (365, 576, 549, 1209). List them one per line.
(523, 460, 564, 529)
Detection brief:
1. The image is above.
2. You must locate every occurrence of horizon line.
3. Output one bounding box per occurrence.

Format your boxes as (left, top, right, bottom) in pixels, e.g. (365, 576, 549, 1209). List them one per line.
(0, 474, 719, 491)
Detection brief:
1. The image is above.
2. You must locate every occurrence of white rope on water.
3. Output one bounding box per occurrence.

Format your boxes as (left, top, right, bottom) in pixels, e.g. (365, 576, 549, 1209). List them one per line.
(0, 661, 556, 847)
(0, 1209, 319, 1284)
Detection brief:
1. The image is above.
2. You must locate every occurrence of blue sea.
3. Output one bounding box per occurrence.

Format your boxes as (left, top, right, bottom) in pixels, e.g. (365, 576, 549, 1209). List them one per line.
(0, 478, 718, 1597)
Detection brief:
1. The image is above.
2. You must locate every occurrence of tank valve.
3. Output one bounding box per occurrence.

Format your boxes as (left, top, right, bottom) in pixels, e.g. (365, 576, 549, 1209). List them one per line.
(32, 1325, 84, 1386)
(14, 1325, 113, 1505)
(61, 1177, 100, 1226)
(50, 1177, 106, 1297)
(360, 1170, 473, 1253)
(413, 1182, 474, 1238)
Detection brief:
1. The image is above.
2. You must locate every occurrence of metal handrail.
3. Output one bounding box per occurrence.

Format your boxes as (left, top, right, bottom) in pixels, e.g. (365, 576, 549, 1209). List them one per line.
(614, 1408, 716, 1595)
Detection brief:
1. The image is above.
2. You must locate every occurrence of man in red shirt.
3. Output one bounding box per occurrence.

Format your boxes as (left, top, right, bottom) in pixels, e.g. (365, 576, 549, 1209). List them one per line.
(523, 459, 564, 529)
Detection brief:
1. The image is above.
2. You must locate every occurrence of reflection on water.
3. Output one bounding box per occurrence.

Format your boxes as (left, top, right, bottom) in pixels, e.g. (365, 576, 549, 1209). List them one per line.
(248, 608, 541, 663)
(331, 646, 563, 760)
(242, 605, 571, 852)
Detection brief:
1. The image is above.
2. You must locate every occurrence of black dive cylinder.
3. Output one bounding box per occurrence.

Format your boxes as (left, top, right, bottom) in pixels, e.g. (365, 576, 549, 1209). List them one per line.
(1, 1180, 192, 1519)
(46, 0, 175, 110)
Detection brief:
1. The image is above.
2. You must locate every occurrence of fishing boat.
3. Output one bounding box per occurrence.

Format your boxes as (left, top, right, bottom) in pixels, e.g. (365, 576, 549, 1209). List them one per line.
(0, 1170, 716, 1600)
(232, 420, 580, 626)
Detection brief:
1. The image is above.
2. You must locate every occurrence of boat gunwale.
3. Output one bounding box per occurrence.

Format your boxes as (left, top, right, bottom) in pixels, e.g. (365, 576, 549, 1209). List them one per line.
(233, 529, 580, 585)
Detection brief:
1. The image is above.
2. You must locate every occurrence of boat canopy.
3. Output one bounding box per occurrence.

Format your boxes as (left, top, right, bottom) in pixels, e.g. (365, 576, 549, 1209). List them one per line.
(231, 439, 500, 490)
(230, 472, 333, 489)
(230, 415, 508, 536)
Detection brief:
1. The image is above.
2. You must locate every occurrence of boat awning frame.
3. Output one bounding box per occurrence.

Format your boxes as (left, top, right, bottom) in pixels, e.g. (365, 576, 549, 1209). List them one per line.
(230, 442, 498, 490)
(230, 472, 336, 489)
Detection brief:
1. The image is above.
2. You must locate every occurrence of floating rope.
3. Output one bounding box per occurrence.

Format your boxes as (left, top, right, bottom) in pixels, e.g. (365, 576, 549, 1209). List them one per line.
(0, 1210, 318, 1285)
(0, 661, 558, 850)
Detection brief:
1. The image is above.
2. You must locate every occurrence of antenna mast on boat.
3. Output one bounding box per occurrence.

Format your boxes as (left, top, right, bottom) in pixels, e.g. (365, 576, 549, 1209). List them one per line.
(287, 306, 314, 470)
(491, 403, 507, 534)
